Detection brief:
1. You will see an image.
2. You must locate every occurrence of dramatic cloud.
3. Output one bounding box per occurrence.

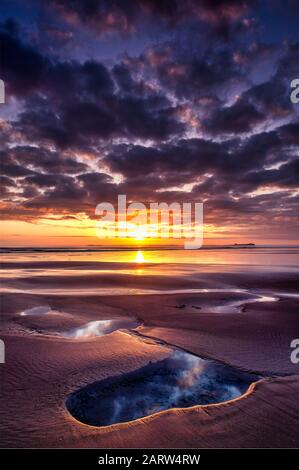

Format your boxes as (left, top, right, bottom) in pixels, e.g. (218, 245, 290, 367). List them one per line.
(0, 0, 298, 242)
(0, 30, 46, 96)
(48, 0, 254, 36)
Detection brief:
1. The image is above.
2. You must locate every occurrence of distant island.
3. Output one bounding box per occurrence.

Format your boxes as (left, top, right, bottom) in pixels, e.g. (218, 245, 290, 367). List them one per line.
(233, 243, 255, 246)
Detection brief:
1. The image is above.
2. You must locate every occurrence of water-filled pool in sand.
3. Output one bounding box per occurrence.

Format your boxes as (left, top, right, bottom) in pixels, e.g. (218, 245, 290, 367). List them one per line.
(66, 350, 258, 427)
(19, 306, 54, 316)
(65, 319, 140, 338)
(17, 306, 140, 338)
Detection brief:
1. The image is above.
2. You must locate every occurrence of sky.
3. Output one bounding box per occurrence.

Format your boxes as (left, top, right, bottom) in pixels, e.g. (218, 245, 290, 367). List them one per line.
(0, 0, 299, 247)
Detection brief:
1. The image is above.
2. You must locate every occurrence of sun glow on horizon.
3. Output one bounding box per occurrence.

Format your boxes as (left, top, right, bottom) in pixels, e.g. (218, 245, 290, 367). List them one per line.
(132, 225, 148, 241)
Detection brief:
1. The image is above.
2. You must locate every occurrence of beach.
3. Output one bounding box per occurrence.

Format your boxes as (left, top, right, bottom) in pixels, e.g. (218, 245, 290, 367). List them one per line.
(0, 247, 299, 448)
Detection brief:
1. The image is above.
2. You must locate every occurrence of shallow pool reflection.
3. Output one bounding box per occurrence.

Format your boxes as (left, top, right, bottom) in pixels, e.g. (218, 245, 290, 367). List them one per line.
(66, 350, 257, 426)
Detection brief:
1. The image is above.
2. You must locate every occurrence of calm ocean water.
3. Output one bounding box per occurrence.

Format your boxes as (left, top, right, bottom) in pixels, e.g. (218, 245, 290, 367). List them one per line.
(1, 245, 299, 264)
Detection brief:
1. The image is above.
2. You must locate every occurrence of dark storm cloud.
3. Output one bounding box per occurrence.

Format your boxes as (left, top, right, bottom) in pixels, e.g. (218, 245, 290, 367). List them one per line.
(0, 175, 16, 198)
(49, 0, 253, 36)
(112, 63, 148, 95)
(135, 45, 247, 101)
(0, 30, 46, 96)
(103, 119, 298, 203)
(0, 28, 183, 146)
(0, 25, 115, 100)
(243, 79, 292, 116)
(204, 100, 264, 134)
(242, 158, 299, 189)
(105, 132, 276, 181)
(278, 121, 299, 145)
(10, 146, 89, 174)
(0, 22, 115, 113)
(23, 174, 87, 210)
(77, 172, 119, 203)
(24, 173, 62, 188)
(17, 92, 183, 147)
(47, 60, 115, 99)
(203, 78, 295, 136)
(276, 42, 299, 80)
(114, 95, 185, 139)
(0, 151, 36, 178)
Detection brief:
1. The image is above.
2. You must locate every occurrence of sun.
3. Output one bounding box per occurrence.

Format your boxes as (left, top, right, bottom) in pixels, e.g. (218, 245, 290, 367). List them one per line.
(133, 225, 148, 241)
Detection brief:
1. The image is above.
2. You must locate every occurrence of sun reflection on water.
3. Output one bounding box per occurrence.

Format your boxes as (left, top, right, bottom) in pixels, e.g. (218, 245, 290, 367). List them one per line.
(135, 250, 145, 264)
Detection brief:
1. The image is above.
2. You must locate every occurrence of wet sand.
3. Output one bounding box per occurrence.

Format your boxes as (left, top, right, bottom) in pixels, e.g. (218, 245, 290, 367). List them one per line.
(0, 256, 299, 448)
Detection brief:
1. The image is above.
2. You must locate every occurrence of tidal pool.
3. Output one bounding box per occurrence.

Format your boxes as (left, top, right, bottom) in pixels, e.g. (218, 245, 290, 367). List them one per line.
(66, 350, 258, 426)
(19, 306, 53, 316)
(65, 319, 140, 338)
